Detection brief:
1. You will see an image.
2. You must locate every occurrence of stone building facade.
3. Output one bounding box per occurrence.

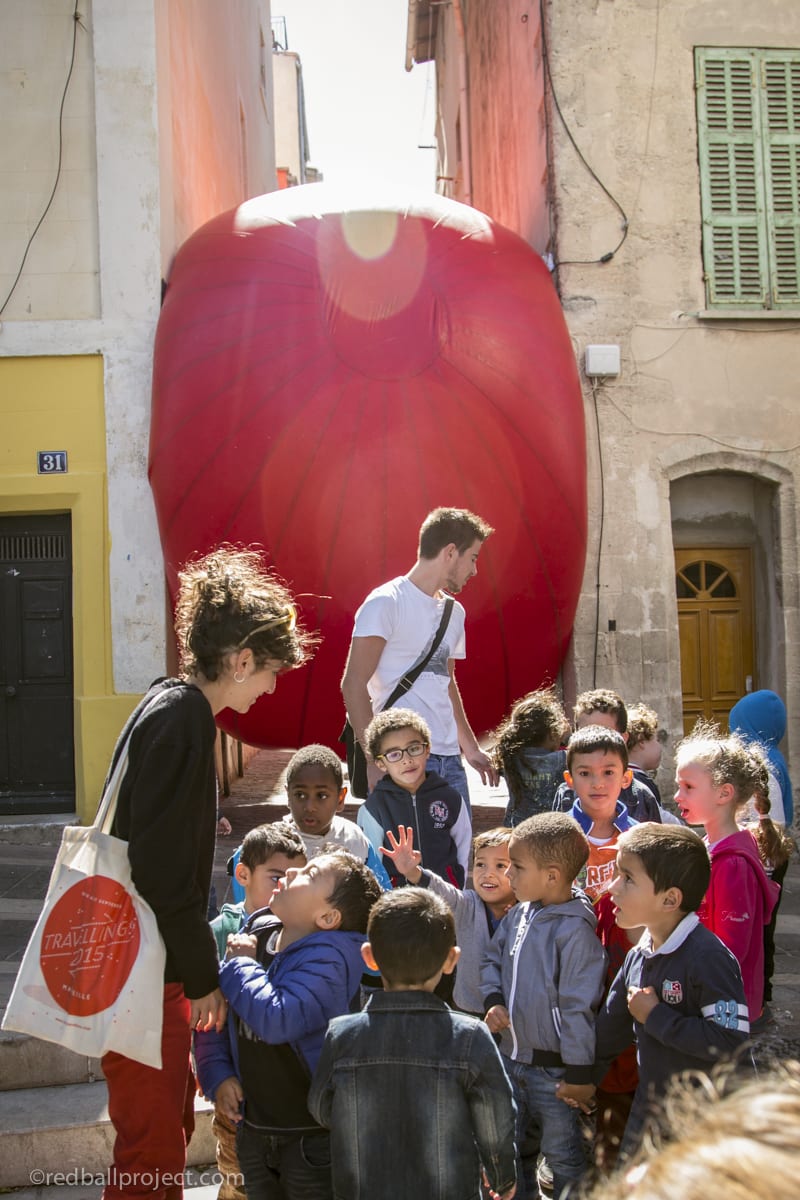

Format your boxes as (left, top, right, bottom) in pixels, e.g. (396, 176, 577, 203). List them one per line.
(0, 0, 276, 819)
(406, 0, 799, 783)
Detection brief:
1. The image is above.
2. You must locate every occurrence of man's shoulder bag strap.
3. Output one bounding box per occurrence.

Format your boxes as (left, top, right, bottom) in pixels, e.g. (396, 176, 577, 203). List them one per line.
(381, 596, 454, 712)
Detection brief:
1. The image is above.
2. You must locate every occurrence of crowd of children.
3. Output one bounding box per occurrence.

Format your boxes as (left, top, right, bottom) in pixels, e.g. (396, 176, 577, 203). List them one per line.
(196, 685, 794, 1200)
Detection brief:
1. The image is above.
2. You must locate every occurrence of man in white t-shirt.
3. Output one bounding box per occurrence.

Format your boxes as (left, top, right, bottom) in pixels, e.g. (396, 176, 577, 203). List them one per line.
(341, 507, 500, 805)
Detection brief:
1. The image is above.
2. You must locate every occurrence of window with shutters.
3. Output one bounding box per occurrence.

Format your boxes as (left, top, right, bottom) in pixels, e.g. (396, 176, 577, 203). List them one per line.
(695, 47, 800, 310)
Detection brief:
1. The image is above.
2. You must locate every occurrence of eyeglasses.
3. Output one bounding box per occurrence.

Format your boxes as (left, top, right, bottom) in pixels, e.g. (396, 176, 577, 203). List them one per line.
(235, 605, 297, 650)
(377, 741, 429, 764)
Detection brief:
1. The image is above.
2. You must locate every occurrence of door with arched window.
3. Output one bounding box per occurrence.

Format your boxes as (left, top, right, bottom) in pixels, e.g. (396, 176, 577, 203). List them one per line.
(675, 547, 755, 735)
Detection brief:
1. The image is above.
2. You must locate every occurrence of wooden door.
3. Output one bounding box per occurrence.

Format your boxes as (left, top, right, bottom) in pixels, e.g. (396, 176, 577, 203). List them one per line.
(675, 547, 755, 735)
(0, 513, 75, 814)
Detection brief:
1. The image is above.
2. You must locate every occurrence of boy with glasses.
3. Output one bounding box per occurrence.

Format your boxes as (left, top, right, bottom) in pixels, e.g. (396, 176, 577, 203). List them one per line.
(358, 708, 471, 888)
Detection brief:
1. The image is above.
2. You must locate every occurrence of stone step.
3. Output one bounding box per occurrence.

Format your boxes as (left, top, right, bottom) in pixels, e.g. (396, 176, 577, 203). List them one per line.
(0, 1079, 215, 1189)
(0, 814, 75, 846)
(0, 1029, 102, 1091)
(6, 1182, 218, 1200)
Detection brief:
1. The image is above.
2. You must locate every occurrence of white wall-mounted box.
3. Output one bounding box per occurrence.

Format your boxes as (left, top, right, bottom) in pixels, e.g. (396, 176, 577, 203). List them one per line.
(585, 344, 621, 376)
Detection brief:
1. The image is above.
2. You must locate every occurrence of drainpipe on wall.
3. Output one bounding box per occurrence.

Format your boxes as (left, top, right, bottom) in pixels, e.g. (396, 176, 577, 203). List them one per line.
(295, 56, 309, 185)
(404, 0, 419, 72)
(452, 0, 472, 206)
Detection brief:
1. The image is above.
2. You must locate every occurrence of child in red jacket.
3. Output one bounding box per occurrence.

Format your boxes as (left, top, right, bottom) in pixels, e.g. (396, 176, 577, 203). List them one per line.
(675, 724, 779, 1022)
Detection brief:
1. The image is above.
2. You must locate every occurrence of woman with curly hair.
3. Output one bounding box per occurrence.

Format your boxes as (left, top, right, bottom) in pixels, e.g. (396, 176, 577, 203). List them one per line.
(101, 545, 315, 1200)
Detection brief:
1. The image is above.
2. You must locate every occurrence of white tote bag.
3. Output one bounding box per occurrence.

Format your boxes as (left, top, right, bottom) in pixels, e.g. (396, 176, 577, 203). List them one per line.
(2, 707, 167, 1068)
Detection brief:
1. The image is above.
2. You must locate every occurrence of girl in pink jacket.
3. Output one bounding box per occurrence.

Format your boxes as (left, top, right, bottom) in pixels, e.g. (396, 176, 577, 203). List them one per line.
(675, 725, 780, 1022)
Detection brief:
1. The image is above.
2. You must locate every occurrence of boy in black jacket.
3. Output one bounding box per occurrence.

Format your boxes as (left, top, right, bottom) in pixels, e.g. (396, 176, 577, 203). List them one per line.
(358, 709, 471, 888)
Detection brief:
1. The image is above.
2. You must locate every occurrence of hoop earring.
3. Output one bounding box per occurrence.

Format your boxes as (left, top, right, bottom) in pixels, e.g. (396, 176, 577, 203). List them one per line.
(233, 670, 246, 684)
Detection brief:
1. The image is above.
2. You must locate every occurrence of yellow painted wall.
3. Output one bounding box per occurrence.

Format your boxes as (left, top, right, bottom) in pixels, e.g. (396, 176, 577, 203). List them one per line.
(0, 355, 141, 823)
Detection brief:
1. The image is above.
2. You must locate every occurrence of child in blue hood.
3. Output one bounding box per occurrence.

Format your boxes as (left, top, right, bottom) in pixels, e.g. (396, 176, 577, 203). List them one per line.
(729, 689, 793, 824)
(730, 690, 796, 1019)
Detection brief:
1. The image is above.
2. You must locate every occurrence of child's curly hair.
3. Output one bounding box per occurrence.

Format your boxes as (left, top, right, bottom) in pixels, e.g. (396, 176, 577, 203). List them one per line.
(579, 1062, 800, 1200)
(490, 688, 568, 798)
(365, 708, 431, 762)
(627, 702, 659, 750)
(676, 720, 767, 807)
(175, 545, 317, 681)
(510, 812, 589, 883)
(285, 744, 344, 790)
(574, 688, 627, 733)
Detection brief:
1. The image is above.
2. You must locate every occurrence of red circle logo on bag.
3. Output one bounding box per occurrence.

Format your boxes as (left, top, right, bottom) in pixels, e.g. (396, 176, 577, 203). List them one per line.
(40, 876, 141, 1016)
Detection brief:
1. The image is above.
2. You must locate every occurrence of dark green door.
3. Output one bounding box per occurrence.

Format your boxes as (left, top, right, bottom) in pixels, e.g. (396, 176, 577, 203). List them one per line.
(0, 513, 74, 814)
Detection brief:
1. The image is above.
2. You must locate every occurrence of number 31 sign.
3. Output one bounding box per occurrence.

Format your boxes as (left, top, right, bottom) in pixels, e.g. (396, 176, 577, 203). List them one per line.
(37, 451, 68, 474)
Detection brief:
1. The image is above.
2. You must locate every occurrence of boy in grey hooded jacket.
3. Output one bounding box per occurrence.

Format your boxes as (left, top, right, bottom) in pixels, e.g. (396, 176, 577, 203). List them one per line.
(482, 812, 607, 1200)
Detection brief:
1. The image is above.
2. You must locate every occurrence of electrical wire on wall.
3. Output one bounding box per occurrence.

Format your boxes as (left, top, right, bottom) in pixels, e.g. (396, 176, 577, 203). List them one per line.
(590, 378, 606, 688)
(539, 0, 629, 269)
(0, 1, 83, 319)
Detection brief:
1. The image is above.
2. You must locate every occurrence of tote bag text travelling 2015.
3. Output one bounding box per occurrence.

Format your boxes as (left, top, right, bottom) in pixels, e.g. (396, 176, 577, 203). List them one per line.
(2, 707, 166, 1068)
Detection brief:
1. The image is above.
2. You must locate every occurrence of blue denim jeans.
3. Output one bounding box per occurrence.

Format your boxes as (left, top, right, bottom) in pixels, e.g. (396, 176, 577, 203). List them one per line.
(426, 752, 471, 813)
(504, 1057, 588, 1200)
(236, 1123, 332, 1200)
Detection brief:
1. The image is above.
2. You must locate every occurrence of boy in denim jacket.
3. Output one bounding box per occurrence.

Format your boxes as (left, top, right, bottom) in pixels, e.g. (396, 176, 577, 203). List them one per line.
(309, 889, 517, 1200)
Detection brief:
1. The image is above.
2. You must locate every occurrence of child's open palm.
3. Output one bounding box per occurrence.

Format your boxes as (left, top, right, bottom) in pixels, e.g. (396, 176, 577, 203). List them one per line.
(381, 825, 423, 880)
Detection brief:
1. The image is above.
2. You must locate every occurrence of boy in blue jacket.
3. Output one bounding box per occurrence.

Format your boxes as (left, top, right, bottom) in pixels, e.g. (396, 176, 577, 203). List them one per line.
(207, 821, 306, 1200)
(195, 848, 381, 1200)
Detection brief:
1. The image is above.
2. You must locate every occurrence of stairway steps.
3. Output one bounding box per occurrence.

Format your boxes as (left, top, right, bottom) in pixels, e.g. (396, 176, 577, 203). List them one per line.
(0, 1030, 101, 1090)
(0, 758, 512, 1197)
(6, 1179, 219, 1200)
(0, 1079, 214, 1189)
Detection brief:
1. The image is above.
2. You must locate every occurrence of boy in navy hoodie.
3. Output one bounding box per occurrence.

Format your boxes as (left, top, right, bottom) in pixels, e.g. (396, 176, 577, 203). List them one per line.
(195, 848, 381, 1200)
(592, 823, 749, 1157)
(358, 708, 471, 888)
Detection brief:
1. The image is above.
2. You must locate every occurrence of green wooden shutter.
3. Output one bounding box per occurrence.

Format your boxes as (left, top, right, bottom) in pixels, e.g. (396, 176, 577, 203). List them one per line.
(763, 54, 800, 306)
(696, 47, 800, 309)
(696, 49, 769, 308)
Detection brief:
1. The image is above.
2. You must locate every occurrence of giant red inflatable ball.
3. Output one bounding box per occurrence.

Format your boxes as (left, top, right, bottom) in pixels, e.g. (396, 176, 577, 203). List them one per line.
(149, 186, 586, 750)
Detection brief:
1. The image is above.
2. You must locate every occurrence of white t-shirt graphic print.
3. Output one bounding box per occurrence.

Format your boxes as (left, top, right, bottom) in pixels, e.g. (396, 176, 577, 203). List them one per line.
(352, 575, 466, 755)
